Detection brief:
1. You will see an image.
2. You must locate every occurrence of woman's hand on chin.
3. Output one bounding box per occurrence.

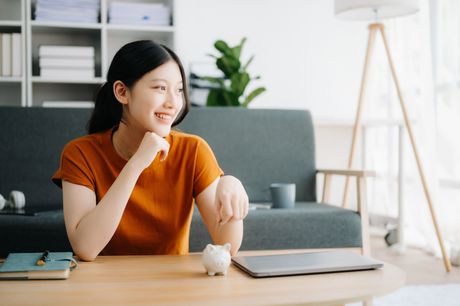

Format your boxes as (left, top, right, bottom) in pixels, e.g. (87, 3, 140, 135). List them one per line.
(130, 131, 170, 170)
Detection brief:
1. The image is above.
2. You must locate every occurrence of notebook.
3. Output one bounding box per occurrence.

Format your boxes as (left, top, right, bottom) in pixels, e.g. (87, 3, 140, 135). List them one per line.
(0, 252, 76, 280)
(231, 250, 383, 278)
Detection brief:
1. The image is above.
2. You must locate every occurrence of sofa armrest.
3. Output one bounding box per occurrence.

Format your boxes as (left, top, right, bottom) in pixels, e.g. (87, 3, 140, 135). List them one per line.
(316, 168, 376, 177)
(316, 168, 374, 256)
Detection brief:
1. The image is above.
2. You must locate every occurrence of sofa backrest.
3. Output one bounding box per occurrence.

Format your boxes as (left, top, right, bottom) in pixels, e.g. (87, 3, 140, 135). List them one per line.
(178, 108, 317, 202)
(0, 107, 317, 207)
(0, 107, 91, 208)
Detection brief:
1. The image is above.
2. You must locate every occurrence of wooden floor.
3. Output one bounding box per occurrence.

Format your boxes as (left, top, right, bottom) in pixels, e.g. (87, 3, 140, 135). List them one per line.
(370, 234, 460, 285)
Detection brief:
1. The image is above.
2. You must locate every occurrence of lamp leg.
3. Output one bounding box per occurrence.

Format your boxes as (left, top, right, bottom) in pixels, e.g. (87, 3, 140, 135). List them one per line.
(342, 24, 379, 208)
(378, 25, 452, 272)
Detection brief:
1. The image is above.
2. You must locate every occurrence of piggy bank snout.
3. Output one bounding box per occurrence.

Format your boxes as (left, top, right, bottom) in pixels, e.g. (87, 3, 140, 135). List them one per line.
(209, 252, 229, 262)
(213, 256, 228, 266)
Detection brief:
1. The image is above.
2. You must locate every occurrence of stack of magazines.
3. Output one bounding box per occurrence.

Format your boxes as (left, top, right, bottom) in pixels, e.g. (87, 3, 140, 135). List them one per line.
(39, 45, 95, 80)
(108, 1, 170, 26)
(35, 0, 100, 24)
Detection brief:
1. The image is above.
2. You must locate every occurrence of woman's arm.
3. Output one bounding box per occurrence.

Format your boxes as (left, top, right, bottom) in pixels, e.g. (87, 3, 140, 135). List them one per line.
(62, 160, 143, 261)
(62, 131, 169, 261)
(195, 175, 249, 255)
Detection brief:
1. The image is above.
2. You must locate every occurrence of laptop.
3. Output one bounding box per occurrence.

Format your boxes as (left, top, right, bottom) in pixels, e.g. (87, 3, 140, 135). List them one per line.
(231, 250, 384, 278)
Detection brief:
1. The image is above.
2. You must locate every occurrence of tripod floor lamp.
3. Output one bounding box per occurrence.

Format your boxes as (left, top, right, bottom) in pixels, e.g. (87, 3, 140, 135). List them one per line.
(334, 0, 451, 272)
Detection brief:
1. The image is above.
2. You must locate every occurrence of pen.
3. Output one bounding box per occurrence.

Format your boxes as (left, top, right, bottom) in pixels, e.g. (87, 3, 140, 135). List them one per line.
(36, 250, 49, 266)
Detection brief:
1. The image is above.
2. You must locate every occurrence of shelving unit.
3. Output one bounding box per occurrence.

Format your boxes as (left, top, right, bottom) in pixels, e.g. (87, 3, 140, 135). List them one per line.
(0, 0, 26, 106)
(0, 0, 175, 107)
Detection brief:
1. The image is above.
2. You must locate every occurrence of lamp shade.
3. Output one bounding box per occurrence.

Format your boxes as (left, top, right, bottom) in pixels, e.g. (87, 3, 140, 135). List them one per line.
(334, 0, 419, 20)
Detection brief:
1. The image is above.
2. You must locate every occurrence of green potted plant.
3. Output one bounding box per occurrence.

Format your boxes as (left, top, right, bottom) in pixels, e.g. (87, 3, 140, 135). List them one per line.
(201, 37, 266, 107)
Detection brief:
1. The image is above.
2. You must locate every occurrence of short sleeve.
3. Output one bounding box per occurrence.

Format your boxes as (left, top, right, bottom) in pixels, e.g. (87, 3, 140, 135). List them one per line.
(193, 137, 224, 197)
(52, 141, 96, 191)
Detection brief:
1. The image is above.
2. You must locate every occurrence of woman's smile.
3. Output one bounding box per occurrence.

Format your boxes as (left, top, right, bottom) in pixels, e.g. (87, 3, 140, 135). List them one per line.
(154, 112, 174, 124)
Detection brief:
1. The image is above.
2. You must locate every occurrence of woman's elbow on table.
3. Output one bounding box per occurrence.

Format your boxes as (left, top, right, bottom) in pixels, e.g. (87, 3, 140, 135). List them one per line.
(72, 245, 98, 262)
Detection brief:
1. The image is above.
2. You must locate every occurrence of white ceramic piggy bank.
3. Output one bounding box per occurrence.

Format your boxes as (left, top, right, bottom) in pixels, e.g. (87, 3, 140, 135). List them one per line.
(202, 243, 231, 276)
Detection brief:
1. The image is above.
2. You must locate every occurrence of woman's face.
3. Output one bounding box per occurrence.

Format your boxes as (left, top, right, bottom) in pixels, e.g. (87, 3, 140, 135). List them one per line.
(124, 60, 184, 137)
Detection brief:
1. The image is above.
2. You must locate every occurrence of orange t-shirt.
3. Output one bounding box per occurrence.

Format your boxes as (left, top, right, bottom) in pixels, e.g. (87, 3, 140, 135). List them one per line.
(52, 128, 223, 255)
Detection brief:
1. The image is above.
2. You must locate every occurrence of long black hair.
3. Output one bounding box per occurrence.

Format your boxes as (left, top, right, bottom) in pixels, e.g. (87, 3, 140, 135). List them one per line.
(88, 40, 190, 134)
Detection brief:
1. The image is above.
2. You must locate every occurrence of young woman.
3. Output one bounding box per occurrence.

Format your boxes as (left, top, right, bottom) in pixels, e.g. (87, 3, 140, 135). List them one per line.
(52, 40, 249, 261)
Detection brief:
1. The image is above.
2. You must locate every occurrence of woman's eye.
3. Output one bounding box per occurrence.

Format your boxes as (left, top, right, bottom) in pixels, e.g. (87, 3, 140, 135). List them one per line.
(153, 85, 166, 91)
(178, 88, 184, 93)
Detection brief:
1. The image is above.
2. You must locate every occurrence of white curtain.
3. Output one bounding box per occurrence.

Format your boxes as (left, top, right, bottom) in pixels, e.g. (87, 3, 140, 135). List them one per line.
(431, 0, 460, 256)
(363, 0, 460, 257)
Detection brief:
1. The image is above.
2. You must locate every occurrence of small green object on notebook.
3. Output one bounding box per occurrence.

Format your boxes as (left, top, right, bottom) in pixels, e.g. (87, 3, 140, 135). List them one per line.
(0, 252, 77, 280)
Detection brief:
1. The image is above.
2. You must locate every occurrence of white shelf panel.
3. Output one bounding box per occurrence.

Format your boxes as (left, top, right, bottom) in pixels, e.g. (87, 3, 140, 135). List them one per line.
(31, 21, 102, 30)
(106, 24, 174, 33)
(31, 77, 105, 84)
(0, 77, 23, 83)
(0, 21, 22, 27)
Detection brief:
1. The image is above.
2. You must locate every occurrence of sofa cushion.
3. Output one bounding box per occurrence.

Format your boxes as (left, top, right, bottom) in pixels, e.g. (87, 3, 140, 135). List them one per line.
(0, 202, 362, 257)
(189, 202, 362, 252)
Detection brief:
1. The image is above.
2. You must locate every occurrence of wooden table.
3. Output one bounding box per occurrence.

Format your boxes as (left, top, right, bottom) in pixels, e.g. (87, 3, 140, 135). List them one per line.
(0, 250, 405, 306)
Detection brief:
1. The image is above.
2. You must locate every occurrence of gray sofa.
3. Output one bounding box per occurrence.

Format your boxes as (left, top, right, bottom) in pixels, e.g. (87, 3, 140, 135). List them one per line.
(0, 107, 367, 258)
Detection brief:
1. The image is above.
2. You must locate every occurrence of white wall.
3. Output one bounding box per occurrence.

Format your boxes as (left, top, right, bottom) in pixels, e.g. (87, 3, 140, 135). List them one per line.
(174, 0, 369, 120)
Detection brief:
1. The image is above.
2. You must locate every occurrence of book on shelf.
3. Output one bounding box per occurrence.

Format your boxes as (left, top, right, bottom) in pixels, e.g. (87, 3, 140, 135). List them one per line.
(38, 45, 95, 58)
(1, 33, 12, 76)
(11, 33, 21, 77)
(39, 57, 94, 69)
(0, 35, 2, 75)
(42, 101, 95, 108)
(40, 68, 95, 79)
(0, 252, 76, 280)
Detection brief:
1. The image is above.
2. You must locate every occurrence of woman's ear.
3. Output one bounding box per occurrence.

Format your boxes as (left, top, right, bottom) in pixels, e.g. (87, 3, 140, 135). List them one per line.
(113, 80, 129, 105)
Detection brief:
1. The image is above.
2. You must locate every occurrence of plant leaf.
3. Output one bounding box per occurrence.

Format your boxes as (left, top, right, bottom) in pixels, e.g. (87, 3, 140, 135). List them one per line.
(242, 55, 254, 71)
(206, 89, 225, 106)
(242, 87, 266, 107)
(231, 37, 246, 59)
(217, 57, 240, 78)
(231, 72, 250, 97)
(215, 40, 233, 57)
(222, 90, 240, 106)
